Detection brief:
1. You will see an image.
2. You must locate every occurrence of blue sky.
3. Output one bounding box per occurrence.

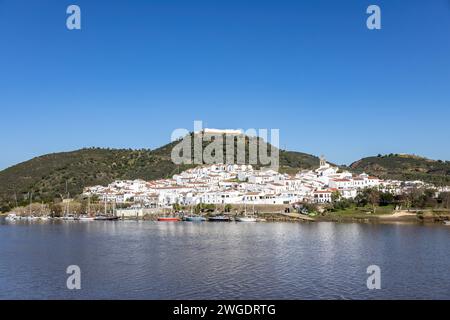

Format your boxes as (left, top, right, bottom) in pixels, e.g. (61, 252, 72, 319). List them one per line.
(0, 0, 449, 170)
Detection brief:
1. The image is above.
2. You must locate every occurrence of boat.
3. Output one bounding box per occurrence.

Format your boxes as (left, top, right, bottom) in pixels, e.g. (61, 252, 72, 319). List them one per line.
(157, 217, 180, 222)
(94, 215, 119, 221)
(80, 196, 95, 221)
(38, 203, 50, 221)
(63, 214, 78, 221)
(5, 213, 18, 222)
(444, 221, 450, 226)
(208, 215, 232, 222)
(235, 199, 257, 222)
(183, 216, 206, 222)
(79, 215, 95, 221)
(236, 216, 257, 222)
(94, 199, 119, 221)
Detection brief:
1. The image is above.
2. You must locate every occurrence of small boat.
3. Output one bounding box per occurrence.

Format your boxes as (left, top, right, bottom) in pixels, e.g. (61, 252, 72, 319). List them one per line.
(208, 215, 232, 222)
(39, 216, 50, 221)
(94, 215, 119, 221)
(236, 216, 257, 222)
(79, 215, 95, 221)
(444, 221, 450, 226)
(5, 213, 18, 222)
(183, 216, 206, 222)
(63, 214, 78, 221)
(158, 217, 180, 222)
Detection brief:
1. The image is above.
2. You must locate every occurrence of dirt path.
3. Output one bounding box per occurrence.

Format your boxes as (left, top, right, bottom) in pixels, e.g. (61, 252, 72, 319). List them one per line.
(377, 210, 417, 219)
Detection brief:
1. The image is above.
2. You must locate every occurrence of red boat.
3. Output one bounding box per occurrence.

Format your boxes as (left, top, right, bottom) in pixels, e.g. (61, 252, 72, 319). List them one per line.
(157, 217, 180, 222)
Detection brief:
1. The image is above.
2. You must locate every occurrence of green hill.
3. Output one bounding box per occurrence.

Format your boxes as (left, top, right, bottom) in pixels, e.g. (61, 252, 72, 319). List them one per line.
(0, 136, 319, 212)
(350, 154, 450, 186)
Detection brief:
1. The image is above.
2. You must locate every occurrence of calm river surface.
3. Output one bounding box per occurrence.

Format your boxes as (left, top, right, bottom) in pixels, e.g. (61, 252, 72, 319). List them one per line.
(0, 220, 449, 300)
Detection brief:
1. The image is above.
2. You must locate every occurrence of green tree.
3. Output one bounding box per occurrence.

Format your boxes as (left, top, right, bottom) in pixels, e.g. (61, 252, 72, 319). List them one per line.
(379, 192, 394, 206)
(173, 203, 182, 212)
(367, 188, 380, 213)
(331, 191, 342, 203)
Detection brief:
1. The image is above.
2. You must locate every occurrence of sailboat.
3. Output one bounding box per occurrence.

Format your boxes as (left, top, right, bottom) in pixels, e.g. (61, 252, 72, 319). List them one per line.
(95, 199, 119, 221)
(183, 205, 206, 222)
(79, 196, 95, 221)
(62, 185, 78, 221)
(5, 213, 18, 222)
(39, 202, 50, 221)
(62, 201, 77, 220)
(236, 216, 257, 222)
(236, 196, 257, 222)
(25, 191, 39, 221)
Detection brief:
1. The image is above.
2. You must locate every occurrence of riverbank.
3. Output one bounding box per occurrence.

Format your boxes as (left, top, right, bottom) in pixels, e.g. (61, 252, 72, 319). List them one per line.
(315, 209, 450, 224)
(4, 208, 450, 225)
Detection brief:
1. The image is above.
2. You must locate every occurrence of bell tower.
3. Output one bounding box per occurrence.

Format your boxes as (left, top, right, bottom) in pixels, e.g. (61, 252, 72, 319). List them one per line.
(320, 155, 326, 168)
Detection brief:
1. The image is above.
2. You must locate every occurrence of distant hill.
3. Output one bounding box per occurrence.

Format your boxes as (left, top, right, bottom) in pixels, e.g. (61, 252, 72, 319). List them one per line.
(350, 154, 450, 186)
(0, 135, 319, 212)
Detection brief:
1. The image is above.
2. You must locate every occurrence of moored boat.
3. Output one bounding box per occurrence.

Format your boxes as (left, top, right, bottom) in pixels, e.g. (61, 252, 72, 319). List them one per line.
(183, 216, 206, 222)
(444, 221, 450, 226)
(79, 215, 95, 221)
(208, 215, 232, 222)
(94, 215, 119, 221)
(63, 214, 78, 221)
(158, 217, 180, 222)
(5, 213, 18, 222)
(236, 216, 257, 222)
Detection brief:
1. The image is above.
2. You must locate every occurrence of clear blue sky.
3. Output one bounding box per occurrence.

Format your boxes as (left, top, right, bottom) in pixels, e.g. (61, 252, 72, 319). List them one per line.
(1, 0, 449, 170)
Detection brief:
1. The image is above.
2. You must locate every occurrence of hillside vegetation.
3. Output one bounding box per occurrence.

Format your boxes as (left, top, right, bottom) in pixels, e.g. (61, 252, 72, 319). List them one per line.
(350, 154, 450, 186)
(0, 135, 319, 212)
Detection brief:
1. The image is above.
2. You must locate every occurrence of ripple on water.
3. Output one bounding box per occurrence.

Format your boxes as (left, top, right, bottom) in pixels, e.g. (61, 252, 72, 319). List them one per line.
(0, 221, 449, 299)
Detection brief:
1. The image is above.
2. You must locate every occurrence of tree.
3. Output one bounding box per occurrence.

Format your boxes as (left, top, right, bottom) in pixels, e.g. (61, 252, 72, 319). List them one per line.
(355, 188, 380, 213)
(438, 192, 450, 209)
(355, 191, 369, 207)
(367, 188, 380, 213)
(224, 204, 232, 213)
(331, 191, 342, 203)
(404, 188, 422, 210)
(173, 203, 182, 212)
(379, 192, 394, 206)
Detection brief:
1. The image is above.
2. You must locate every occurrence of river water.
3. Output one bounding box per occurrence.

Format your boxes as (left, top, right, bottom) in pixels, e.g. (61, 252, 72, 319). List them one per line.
(0, 220, 449, 300)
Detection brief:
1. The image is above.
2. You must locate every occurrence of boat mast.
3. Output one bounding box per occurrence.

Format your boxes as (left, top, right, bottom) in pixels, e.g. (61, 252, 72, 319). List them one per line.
(29, 191, 32, 216)
(244, 196, 247, 215)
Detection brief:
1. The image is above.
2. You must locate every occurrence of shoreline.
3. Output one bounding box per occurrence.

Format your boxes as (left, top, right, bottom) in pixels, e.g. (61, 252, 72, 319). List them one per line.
(2, 211, 449, 226)
(314, 210, 450, 224)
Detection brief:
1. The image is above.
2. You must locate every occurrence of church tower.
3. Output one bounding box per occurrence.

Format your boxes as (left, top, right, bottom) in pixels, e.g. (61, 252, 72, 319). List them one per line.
(320, 155, 327, 168)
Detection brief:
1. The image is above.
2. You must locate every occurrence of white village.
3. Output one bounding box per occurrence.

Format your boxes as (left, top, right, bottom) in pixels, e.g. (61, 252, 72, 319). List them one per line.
(83, 154, 442, 218)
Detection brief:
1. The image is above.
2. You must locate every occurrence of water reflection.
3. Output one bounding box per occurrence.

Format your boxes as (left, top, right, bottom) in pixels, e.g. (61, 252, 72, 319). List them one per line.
(0, 220, 449, 299)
